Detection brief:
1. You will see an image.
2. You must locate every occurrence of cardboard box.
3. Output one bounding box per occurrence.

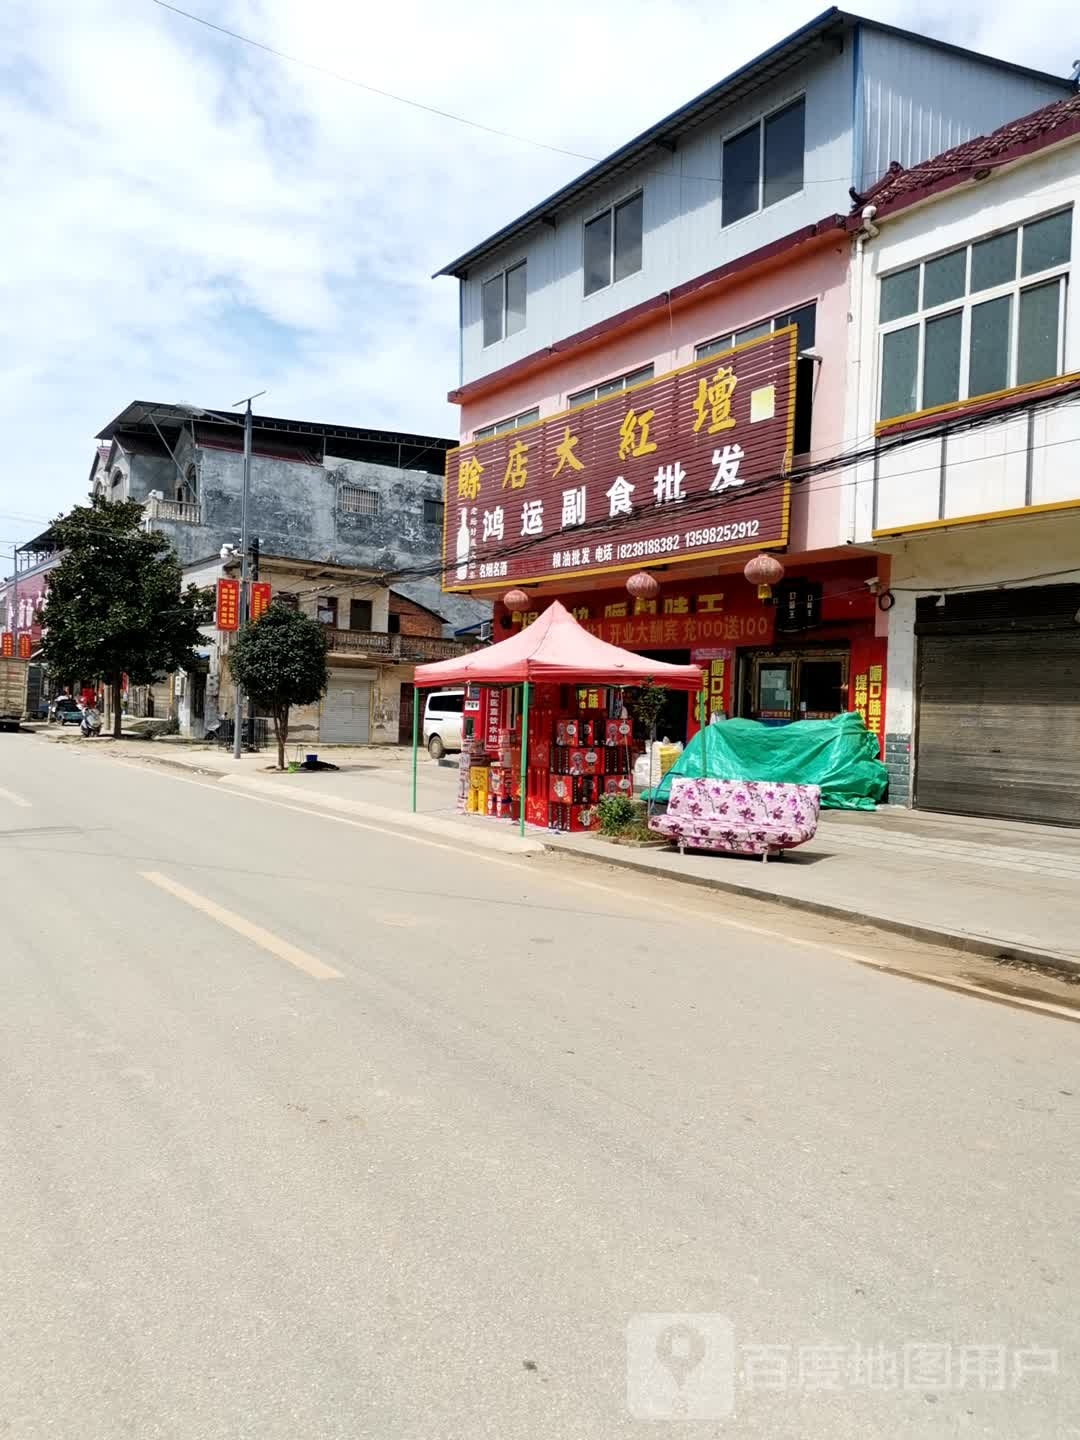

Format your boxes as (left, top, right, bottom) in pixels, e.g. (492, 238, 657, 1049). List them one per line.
(603, 775, 633, 796)
(605, 718, 632, 746)
(556, 718, 579, 746)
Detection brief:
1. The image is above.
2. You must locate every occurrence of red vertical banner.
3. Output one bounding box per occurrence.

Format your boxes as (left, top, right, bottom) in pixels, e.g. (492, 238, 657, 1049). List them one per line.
(849, 633, 887, 756)
(0, 633, 12, 657)
(484, 688, 503, 753)
(216, 578, 240, 631)
(690, 647, 734, 736)
(17, 635, 31, 659)
(249, 582, 271, 623)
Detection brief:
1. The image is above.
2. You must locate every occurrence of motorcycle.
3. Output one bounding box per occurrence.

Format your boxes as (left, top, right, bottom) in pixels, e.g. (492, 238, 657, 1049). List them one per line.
(80, 706, 102, 737)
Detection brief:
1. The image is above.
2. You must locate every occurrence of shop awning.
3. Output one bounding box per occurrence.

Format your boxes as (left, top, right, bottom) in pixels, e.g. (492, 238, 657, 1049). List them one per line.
(413, 600, 703, 690)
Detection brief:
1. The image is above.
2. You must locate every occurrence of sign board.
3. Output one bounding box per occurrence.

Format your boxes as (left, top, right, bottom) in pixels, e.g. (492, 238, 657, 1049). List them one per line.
(17, 634, 31, 660)
(443, 328, 796, 592)
(216, 578, 240, 632)
(0, 632, 12, 657)
(249, 582, 271, 623)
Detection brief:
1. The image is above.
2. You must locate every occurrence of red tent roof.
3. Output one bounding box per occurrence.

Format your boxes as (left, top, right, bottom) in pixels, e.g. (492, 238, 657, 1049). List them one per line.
(414, 600, 703, 690)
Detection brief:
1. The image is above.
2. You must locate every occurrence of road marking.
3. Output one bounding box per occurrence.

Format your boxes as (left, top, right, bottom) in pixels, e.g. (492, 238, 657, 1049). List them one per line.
(101, 757, 1077, 1022)
(140, 870, 343, 980)
(0, 785, 31, 809)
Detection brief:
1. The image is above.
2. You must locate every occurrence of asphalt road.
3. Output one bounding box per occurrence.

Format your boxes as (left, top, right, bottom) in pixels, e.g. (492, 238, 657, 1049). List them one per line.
(1, 734, 1078, 1439)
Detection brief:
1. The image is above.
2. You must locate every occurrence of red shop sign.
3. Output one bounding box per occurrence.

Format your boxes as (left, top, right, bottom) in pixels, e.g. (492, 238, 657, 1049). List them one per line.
(216, 578, 240, 632)
(443, 328, 796, 592)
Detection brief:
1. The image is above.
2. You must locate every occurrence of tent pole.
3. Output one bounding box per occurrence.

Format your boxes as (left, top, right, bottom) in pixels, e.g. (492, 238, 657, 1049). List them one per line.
(519, 680, 530, 838)
(411, 685, 420, 813)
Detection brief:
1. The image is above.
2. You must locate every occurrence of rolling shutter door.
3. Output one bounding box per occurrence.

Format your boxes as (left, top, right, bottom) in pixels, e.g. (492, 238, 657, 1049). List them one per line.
(321, 675, 371, 744)
(915, 585, 1080, 825)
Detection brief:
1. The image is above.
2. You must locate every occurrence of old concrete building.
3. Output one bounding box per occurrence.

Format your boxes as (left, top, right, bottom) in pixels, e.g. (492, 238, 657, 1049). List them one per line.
(92, 402, 485, 633)
(89, 403, 487, 744)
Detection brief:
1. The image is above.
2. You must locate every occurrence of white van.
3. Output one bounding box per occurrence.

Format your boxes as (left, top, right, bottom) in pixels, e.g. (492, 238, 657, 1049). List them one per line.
(423, 689, 465, 759)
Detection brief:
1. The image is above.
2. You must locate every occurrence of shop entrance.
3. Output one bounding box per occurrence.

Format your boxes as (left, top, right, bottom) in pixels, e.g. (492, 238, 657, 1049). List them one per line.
(638, 650, 691, 740)
(737, 648, 849, 724)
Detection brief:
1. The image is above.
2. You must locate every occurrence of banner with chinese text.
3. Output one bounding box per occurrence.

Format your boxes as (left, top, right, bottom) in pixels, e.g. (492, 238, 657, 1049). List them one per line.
(443, 328, 796, 592)
(250, 582, 271, 623)
(216, 578, 240, 632)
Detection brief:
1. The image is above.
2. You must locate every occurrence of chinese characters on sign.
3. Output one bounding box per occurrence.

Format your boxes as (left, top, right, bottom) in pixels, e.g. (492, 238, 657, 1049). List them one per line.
(852, 662, 885, 751)
(0, 632, 12, 657)
(216, 578, 240, 632)
(249, 583, 271, 623)
(17, 635, 31, 660)
(444, 328, 796, 589)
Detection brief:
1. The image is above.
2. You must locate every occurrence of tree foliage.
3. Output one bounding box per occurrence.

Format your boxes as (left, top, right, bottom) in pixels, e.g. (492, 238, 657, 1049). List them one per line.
(41, 497, 214, 736)
(227, 604, 328, 768)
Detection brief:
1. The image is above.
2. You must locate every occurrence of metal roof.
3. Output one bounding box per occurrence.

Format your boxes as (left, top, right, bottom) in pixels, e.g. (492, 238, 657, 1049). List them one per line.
(435, 8, 1073, 279)
(95, 401, 455, 453)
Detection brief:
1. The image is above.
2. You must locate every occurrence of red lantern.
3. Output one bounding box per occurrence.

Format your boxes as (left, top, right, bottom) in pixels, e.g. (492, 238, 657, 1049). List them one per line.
(504, 588, 529, 612)
(743, 552, 785, 601)
(626, 571, 660, 600)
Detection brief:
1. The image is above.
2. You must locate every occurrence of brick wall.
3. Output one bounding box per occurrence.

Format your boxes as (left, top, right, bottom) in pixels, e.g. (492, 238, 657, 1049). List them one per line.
(883, 731, 912, 806)
(389, 595, 442, 638)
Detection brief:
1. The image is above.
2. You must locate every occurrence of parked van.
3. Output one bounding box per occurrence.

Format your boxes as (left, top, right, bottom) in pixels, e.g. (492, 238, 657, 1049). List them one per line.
(423, 689, 465, 759)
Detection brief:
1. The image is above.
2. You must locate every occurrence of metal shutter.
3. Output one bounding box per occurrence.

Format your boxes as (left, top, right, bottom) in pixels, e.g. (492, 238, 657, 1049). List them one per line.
(915, 591, 1080, 824)
(320, 676, 371, 744)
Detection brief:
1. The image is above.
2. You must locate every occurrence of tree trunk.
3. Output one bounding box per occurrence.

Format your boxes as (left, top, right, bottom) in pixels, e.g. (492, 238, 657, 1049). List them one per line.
(275, 707, 289, 770)
(112, 673, 123, 739)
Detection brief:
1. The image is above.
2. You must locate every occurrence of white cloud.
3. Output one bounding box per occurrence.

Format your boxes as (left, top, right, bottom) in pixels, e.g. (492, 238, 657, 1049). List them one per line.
(0, 0, 1074, 545)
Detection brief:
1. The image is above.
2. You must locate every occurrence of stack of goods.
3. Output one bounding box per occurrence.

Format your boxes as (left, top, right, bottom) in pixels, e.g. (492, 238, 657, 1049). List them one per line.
(528, 690, 635, 832)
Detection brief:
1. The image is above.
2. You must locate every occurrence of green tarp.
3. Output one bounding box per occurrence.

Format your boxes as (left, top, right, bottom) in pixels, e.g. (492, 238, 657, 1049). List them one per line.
(649, 712, 889, 811)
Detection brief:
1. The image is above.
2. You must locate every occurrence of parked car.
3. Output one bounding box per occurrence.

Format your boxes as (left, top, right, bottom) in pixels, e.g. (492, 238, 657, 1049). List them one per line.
(423, 689, 465, 759)
(50, 696, 83, 725)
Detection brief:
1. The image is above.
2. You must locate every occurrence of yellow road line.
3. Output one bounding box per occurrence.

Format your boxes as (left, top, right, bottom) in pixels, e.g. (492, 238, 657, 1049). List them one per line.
(140, 870, 342, 980)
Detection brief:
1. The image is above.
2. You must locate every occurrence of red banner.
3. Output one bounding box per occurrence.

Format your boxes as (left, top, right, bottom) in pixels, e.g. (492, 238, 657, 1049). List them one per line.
(250, 582, 271, 623)
(17, 634, 31, 660)
(216, 578, 240, 632)
(443, 329, 796, 592)
(0, 632, 12, 657)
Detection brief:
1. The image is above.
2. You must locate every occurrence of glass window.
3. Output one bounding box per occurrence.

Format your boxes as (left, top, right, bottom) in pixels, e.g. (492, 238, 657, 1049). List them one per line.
(482, 275, 503, 347)
(735, 322, 770, 346)
(880, 325, 919, 421)
(584, 210, 612, 295)
(349, 598, 373, 631)
(922, 311, 962, 409)
(695, 335, 733, 361)
(773, 303, 816, 350)
(880, 266, 919, 323)
(970, 229, 1017, 293)
(1017, 279, 1062, 385)
(569, 365, 653, 409)
(431, 693, 464, 714)
(764, 98, 805, 208)
(423, 499, 444, 526)
(923, 249, 966, 309)
(614, 194, 643, 282)
(1022, 210, 1072, 276)
(969, 294, 1012, 397)
(474, 407, 538, 440)
(505, 261, 526, 336)
(722, 123, 760, 227)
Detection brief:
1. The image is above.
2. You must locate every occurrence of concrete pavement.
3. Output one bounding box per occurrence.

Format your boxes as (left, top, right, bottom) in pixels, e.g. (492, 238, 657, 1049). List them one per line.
(51, 731, 1080, 971)
(2, 731, 1079, 1438)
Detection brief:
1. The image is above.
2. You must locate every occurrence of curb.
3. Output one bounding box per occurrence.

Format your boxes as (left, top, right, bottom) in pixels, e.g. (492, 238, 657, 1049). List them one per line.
(547, 840, 1080, 980)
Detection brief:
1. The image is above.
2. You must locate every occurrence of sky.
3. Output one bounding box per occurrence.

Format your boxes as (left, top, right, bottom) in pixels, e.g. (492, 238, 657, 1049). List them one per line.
(0, 0, 1075, 554)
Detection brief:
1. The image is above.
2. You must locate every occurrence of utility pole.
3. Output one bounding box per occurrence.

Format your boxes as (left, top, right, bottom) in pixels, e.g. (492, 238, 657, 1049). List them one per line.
(232, 390, 266, 760)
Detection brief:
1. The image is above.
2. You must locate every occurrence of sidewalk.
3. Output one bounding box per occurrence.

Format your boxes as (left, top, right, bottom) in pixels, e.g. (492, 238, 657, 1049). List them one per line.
(46, 732, 1080, 972)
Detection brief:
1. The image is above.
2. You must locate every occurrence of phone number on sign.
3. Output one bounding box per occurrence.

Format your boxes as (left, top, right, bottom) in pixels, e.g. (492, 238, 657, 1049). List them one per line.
(613, 519, 761, 562)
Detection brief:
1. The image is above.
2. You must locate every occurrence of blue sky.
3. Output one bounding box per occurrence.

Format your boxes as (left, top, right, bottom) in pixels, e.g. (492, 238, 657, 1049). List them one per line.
(0, 0, 1075, 552)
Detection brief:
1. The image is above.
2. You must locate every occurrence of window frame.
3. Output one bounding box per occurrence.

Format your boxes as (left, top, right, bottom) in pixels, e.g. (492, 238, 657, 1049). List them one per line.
(422, 497, 444, 526)
(876, 208, 1072, 424)
(481, 258, 527, 348)
(721, 94, 806, 229)
(338, 483, 380, 516)
(473, 407, 540, 442)
(583, 190, 644, 297)
(567, 363, 654, 411)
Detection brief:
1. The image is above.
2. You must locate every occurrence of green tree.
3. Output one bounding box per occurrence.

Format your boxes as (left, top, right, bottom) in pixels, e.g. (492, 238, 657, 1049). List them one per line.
(41, 498, 213, 738)
(227, 605, 328, 769)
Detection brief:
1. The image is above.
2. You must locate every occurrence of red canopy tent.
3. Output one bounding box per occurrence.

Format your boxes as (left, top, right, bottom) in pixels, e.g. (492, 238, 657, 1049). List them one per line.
(410, 602, 703, 833)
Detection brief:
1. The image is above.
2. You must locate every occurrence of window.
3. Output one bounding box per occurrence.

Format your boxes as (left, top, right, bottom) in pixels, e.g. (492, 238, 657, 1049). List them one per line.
(276, 592, 299, 612)
(349, 598, 373, 631)
(317, 597, 338, 627)
(482, 260, 527, 347)
(877, 209, 1072, 421)
(423, 498, 444, 526)
(583, 193, 643, 296)
(568, 364, 653, 410)
(430, 692, 464, 714)
(722, 97, 805, 226)
(696, 304, 817, 452)
(339, 484, 379, 516)
(474, 407, 540, 441)
(388, 612, 401, 634)
(177, 464, 198, 506)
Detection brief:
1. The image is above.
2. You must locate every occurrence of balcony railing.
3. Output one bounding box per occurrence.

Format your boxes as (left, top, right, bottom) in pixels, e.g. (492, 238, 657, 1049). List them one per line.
(145, 496, 202, 525)
(326, 629, 476, 662)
